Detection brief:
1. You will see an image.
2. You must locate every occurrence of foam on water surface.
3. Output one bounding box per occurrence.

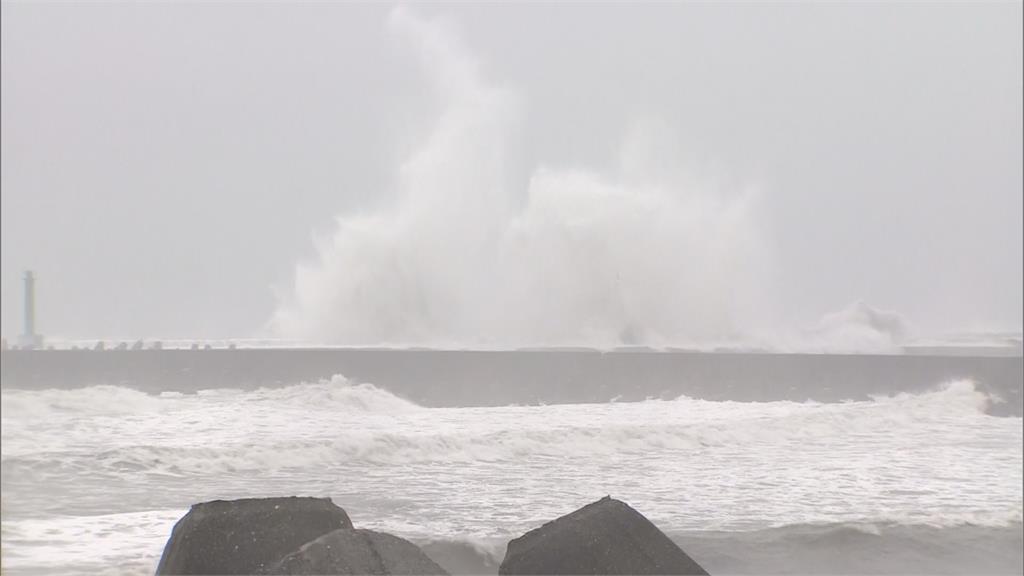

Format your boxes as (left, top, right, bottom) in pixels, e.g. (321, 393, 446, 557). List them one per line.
(1, 376, 1021, 573)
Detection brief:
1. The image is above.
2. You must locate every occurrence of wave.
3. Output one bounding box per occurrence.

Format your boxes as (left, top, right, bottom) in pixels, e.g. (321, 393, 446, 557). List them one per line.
(270, 8, 774, 349)
(771, 301, 913, 354)
(0, 375, 419, 421)
(0, 374, 997, 420)
(0, 384, 167, 420)
(3, 378, 1016, 472)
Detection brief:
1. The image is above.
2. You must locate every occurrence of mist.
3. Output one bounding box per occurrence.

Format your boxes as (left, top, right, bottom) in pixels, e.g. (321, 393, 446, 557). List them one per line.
(2, 3, 1021, 344)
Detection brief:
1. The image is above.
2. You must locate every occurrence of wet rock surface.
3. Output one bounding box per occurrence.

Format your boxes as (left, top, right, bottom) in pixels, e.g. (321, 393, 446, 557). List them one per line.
(499, 496, 709, 575)
(264, 528, 449, 575)
(155, 497, 353, 575)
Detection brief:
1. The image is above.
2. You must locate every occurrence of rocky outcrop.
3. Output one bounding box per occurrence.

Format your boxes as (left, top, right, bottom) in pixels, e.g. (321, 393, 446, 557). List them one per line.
(263, 528, 449, 575)
(155, 497, 353, 575)
(499, 496, 709, 575)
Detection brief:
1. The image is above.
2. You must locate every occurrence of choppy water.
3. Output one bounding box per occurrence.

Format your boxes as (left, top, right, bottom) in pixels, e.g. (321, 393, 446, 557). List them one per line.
(1, 377, 1021, 574)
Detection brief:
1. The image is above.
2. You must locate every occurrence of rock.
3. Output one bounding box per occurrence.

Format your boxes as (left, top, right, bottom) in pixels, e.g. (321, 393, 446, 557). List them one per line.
(264, 528, 449, 575)
(499, 496, 709, 575)
(155, 496, 353, 575)
(418, 539, 504, 575)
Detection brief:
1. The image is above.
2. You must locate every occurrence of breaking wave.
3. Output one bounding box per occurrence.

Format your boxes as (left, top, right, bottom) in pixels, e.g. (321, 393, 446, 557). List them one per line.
(0, 375, 418, 422)
(270, 7, 773, 348)
(3, 378, 1015, 473)
(783, 300, 913, 353)
(2, 376, 1020, 569)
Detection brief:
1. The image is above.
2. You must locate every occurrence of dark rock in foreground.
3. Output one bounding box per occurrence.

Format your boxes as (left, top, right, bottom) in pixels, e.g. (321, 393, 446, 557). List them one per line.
(264, 528, 449, 575)
(155, 497, 353, 575)
(417, 539, 504, 575)
(499, 496, 709, 575)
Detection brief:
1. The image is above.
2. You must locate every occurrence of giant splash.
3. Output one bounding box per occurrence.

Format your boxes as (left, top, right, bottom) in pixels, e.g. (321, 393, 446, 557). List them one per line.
(271, 8, 773, 348)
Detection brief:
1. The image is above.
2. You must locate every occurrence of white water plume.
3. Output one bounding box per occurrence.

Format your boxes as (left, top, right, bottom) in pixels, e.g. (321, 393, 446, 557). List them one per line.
(272, 8, 774, 347)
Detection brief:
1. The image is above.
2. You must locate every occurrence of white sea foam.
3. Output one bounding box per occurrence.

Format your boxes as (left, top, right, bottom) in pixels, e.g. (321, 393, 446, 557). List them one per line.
(0, 509, 185, 576)
(0, 378, 1009, 468)
(2, 376, 1021, 574)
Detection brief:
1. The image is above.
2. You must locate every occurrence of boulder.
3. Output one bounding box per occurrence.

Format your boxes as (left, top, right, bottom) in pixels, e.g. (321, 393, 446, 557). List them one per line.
(499, 496, 708, 575)
(155, 496, 353, 575)
(418, 539, 504, 575)
(264, 528, 449, 575)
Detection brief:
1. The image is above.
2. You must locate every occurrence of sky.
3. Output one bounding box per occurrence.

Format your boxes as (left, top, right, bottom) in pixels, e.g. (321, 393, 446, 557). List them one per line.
(1, 2, 1021, 345)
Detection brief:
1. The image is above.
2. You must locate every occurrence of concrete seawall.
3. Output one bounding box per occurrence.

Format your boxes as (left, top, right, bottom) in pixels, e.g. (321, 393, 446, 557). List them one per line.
(1, 349, 1021, 415)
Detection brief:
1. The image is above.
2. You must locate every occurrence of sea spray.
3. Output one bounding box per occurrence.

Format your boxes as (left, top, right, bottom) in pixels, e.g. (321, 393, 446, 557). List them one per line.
(271, 8, 774, 347)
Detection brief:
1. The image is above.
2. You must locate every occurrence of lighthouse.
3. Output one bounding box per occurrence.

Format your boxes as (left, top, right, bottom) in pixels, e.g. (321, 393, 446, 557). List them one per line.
(21, 270, 43, 349)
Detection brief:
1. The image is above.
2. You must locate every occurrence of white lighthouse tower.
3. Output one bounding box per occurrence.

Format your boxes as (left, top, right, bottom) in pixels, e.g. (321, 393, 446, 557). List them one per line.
(20, 270, 43, 349)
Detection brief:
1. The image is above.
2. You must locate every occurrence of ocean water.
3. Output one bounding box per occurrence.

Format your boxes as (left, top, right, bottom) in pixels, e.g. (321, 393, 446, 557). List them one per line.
(1, 376, 1021, 575)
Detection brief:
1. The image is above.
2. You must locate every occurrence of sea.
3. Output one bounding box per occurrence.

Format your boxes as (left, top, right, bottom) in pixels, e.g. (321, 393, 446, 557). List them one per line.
(1, 357, 1022, 575)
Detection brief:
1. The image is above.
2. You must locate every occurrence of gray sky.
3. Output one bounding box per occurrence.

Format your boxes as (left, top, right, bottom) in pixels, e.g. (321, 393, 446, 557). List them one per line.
(2, 2, 1021, 344)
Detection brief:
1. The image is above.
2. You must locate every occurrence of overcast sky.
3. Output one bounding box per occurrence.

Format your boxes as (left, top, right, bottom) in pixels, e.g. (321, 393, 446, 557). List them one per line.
(2, 2, 1021, 343)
